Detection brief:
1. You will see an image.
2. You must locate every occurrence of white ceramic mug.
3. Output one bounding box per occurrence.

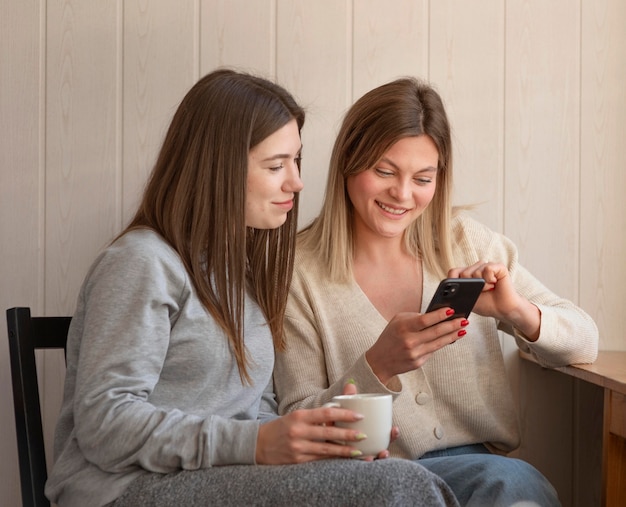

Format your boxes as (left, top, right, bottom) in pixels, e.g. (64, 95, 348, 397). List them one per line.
(324, 393, 392, 457)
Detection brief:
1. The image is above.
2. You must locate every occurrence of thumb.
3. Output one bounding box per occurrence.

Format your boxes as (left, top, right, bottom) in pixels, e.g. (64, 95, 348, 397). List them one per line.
(342, 379, 358, 395)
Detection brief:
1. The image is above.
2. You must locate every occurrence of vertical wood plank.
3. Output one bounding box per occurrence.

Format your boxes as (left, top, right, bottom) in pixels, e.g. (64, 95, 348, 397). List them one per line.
(580, 0, 626, 350)
(123, 0, 198, 224)
(505, 0, 581, 302)
(200, 0, 274, 76)
(430, 0, 505, 233)
(0, 4, 44, 504)
(276, 0, 351, 226)
(46, 0, 120, 312)
(352, 0, 429, 100)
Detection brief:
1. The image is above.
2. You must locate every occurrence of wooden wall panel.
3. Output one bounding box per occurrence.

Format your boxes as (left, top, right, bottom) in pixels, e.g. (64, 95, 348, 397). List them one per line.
(430, 0, 505, 233)
(276, 0, 350, 226)
(200, 0, 275, 77)
(580, 0, 626, 351)
(352, 0, 428, 101)
(122, 0, 198, 224)
(504, 0, 581, 301)
(0, 4, 44, 505)
(45, 0, 120, 313)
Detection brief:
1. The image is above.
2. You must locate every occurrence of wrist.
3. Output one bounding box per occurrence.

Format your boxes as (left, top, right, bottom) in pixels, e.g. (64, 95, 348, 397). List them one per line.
(365, 349, 391, 385)
(506, 300, 541, 341)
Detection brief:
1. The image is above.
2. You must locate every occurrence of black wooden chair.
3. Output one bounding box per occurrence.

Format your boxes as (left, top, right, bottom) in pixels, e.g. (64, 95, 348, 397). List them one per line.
(6, 307, 71, 507)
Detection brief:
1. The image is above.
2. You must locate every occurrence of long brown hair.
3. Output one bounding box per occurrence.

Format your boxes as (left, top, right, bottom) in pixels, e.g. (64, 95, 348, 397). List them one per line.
(299, 77, 454, 280)
(123, 69, 305, 383)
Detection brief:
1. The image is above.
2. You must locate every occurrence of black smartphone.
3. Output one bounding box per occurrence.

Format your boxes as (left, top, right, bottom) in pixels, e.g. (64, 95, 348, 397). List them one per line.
(425, 278, 485, 320)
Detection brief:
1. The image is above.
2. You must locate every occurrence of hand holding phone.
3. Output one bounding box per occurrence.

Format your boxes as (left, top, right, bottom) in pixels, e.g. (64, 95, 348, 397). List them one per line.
(426, 278, 485, 320)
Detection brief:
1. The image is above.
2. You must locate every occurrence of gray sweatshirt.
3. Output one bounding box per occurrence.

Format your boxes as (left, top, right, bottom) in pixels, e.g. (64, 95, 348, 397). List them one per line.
(46, 229, 277, 507)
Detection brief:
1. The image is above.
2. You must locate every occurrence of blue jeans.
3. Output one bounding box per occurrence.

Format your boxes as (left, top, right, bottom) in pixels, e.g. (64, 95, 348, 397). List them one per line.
(418, 445, 561, 507)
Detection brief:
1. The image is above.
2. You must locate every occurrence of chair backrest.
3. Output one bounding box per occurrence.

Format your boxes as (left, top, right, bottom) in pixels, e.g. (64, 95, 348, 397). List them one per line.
(6, 307, 71, 507)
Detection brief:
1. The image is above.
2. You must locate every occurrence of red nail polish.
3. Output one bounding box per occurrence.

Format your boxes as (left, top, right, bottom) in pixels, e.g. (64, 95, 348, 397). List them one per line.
(445, 309, 455, 316)
(457, 329, 467, 337)
(461, 319, 469, 327)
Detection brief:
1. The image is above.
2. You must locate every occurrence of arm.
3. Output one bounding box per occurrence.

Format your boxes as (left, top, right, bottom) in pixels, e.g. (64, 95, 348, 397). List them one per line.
(451, 216, 599, 367)
(71, 235, 259, 472)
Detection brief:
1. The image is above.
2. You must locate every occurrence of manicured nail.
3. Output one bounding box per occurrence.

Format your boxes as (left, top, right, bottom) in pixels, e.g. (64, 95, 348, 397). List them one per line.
(347, 378, 356, 385)
(350, 450, 363, 458)
(457, 329, 467, 337)
(445, 309, 455, 316)
(461, 319, 469, 327)
(355, 433, 367, 441)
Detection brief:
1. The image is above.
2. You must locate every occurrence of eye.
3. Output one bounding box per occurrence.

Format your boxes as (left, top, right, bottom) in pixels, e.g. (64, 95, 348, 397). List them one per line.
(375, 168, 394, 177)
(269, 163, 285, 172)
(415, 177, 433, 185)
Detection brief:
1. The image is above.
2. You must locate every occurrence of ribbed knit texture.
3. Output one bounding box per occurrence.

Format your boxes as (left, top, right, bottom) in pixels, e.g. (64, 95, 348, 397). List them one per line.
(275, 213, 598, 459)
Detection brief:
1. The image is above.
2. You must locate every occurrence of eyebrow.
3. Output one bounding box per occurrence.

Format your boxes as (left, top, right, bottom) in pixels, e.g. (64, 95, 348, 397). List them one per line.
(260, 145, 303, 163)
(379, 156, 437, 173)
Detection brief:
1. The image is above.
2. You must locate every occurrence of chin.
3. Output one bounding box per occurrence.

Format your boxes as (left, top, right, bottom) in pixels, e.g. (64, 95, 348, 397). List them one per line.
(249, 217, 287, 230)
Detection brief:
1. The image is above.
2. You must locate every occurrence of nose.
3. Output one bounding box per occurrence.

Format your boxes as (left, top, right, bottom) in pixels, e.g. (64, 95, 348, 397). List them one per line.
(388, 177, 411, 201)
(283, 161, 304, 193)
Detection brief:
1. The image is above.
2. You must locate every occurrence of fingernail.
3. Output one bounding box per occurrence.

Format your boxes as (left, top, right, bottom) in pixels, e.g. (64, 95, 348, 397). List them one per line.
(355, 433, 367, 440)
(457, 329, 467, 337)
(347, 378, 356, 385)
(350, 450, 363, 458)
(446, 309, 455, 316)
(461, 319, 469, 327)
(353, 412, 364, 420)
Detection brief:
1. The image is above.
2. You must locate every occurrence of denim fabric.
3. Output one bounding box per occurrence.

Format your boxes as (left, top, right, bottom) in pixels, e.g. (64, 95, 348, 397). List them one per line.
(418, 445, 561, 507)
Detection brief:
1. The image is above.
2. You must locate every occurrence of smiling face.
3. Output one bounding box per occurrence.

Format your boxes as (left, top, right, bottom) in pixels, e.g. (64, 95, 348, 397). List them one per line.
(346, 135, 439, 240)
(245, 119, 303, 229)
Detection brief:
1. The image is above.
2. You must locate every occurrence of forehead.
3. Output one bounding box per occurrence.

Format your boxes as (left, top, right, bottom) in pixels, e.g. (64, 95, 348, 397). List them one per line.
(249, 119, 301, 159)
(380, 135, 439, 166)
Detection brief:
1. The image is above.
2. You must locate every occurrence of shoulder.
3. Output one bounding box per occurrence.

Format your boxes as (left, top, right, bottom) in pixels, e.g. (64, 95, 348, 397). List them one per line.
(84, 228, 188, 292)
(293, 240, 328, 279)
(450, 212, 496, 243)
(449, 212, 519, 265)
(290, 240, 338, 299)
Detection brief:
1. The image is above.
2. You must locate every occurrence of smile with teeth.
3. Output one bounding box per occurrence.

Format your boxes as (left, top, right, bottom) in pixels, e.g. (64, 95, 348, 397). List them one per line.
(376, 201, 408, 215)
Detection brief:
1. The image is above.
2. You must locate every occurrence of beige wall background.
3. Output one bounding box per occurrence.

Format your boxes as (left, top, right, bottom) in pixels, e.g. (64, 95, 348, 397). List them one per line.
(1, 1, 624, 505)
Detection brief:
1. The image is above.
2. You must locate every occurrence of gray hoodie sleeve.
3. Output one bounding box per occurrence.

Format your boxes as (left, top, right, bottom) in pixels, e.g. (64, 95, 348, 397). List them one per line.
(66, 232, 263, 473)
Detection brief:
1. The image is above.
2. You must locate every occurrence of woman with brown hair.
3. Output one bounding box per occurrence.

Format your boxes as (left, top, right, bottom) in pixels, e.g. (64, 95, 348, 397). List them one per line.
(45, 70, 458, 507)
(274, 76, 598, 506)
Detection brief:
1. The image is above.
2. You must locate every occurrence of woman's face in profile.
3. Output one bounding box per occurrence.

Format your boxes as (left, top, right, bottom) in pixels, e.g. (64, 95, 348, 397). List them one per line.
(245, 119, 303, 229)
(346, 135, 438, 240)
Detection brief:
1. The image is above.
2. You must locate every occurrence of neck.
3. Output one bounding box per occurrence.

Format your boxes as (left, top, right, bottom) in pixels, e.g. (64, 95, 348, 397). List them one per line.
(352, 228, 410, 265)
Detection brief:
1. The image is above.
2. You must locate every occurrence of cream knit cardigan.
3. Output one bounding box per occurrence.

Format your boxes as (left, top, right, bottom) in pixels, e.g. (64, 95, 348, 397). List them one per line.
(274, 214, 598, 459)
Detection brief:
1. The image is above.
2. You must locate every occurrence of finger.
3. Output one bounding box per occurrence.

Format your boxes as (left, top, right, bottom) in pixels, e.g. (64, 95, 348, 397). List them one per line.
(448, 260, 484, 279)
(375, 449, 390, 460)
(390, 426, 400, 443)
(342, 380, 357, 396)
(417, 307, 458, 329)
(295, 406, 364, 426)
(458, 260, 489, 279)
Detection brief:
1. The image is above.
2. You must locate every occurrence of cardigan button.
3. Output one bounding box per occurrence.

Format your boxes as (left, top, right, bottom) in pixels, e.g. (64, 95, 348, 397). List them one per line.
(434, 426, 444, 439)
(415, 392, 430, 405)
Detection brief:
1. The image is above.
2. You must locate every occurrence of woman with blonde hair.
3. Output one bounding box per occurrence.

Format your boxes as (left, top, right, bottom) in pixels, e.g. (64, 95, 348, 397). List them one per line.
(275, 76, 598, 506)
(46, 70, 458, 507)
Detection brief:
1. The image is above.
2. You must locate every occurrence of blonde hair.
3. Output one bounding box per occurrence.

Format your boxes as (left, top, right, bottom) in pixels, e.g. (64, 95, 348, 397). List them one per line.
(299, 77, 454, 281)
(123, 69, 305, 383)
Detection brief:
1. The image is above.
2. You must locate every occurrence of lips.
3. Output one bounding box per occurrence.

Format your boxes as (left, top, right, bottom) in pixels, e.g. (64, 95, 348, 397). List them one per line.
(274, 199, 294, 211)
(376, 200, 408, 215)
